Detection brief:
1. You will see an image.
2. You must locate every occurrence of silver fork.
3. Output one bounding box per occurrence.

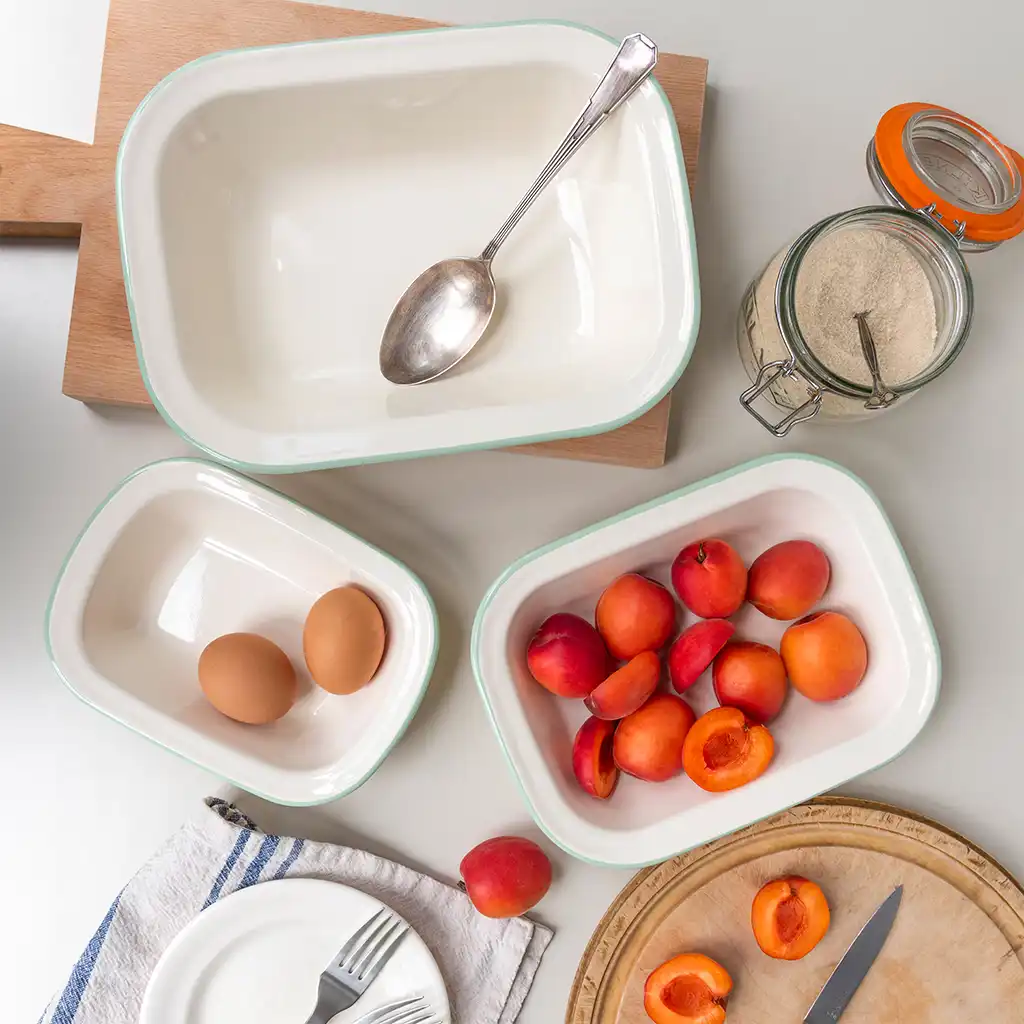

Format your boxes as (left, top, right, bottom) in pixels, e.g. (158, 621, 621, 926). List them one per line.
(303, 909, 410, 1024)
(353, 997, 442, 1024)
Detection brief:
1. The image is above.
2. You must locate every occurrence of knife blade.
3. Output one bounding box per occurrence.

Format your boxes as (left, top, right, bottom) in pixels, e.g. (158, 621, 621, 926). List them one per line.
(803, 885, 903, 1023)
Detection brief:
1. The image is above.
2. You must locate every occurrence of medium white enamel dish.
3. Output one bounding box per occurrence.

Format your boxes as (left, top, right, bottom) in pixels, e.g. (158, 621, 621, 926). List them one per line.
(471, 454, 940, 867)
(46, 459, 438, 805)
(140, 879, 449, 1024)
(116, 21, 698, 472)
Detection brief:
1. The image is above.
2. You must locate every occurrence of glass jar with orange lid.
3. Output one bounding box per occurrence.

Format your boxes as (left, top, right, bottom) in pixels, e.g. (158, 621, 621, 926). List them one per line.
(738, 103, 1023, 436)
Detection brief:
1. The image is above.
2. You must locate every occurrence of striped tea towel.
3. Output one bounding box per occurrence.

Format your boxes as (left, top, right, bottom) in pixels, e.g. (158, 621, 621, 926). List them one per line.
(39, 797, 553, 1024)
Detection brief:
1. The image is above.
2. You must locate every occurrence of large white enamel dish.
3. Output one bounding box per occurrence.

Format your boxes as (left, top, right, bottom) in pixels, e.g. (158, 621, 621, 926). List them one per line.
(116, 21, 698, 472)
(46, 459, 438, 804)
(471, 455, 940, 867)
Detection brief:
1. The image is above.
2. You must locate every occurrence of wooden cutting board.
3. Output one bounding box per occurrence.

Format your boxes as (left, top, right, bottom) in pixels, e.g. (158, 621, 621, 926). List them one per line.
(568, 798, 1024, 1024)
(0, 0, 707, 469)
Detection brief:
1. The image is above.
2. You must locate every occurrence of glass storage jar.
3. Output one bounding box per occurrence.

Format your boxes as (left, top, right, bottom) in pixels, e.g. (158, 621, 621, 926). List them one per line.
(738, 103, 1022, 436)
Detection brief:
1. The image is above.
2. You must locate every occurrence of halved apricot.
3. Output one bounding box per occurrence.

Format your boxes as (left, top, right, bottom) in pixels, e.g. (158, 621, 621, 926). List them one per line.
(682, 706, 774, 792)
(585, 651, 661, 720)
(644, 953, 732, 1024)
(751, 876, 830, 960)
(572, 716, 619, 799)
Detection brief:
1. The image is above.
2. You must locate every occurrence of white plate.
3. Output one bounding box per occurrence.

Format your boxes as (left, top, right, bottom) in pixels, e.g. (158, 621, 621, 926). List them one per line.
(140, 879, 449, 1024)
(471, 454, 940, 867)
(116, 21, 698, 472)
(46, 459, 438, 805)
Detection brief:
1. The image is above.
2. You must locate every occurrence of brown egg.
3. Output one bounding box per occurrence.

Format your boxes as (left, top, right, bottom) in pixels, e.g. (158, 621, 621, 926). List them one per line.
(198, 633, 297, 724)
(303, 586, 386, 695)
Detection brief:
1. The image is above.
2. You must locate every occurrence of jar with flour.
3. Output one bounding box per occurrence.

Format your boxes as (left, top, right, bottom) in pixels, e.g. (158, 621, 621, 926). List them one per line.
(739, 103, 1023, 435)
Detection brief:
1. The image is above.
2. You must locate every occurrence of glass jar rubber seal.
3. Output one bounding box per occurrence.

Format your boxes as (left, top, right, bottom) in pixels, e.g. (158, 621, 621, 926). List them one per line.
(867, 103, 1024, 252)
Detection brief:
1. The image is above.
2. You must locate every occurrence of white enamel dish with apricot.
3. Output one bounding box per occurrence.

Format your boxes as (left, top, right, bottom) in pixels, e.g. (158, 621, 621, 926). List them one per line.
(471, 454, 939, 867)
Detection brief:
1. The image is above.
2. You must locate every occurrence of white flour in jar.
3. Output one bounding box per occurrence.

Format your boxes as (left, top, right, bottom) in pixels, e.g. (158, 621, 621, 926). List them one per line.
(746, 228, 938, 415)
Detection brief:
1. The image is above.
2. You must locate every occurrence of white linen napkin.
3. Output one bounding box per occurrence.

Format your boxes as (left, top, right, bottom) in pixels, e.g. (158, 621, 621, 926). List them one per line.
(38, 797, 553, 1024)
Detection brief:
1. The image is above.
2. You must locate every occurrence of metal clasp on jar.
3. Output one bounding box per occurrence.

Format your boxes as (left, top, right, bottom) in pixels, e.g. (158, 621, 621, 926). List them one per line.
(739, 359, 823, 437)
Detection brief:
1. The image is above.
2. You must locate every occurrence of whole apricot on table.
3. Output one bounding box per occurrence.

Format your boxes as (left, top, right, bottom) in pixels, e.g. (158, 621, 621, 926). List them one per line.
(748, 540, 831, 620)
(671, 539, 747, 619)
(613, 693, 696, 782)
(781, 610, 868, 702)
(644, 953, 732, 1024)
(596, 573, 677, 660)
(572, 716, 619, 799)
(668, 619, 735, 694)
(459, 836, 552, 918)
(683, 706, 774, 792)
(585, 651, 661, 720)
(751, 876, 830, 960)
(712, 640, 788, 723)
(526, 612, 609, 698)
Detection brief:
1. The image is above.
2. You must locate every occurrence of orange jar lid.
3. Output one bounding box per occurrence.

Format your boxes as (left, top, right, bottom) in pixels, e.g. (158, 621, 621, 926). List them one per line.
(871, 103, 1023, 248)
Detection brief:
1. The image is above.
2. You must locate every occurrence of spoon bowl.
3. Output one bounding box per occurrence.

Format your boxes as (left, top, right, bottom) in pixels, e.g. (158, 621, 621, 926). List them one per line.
(380, 258, 496, 386)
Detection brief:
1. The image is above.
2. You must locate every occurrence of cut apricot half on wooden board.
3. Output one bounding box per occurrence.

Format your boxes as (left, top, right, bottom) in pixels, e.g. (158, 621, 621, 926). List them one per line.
(682, 706, 774, 792)
(751, 876, 830, 959)
(644, 953, 732, 1024)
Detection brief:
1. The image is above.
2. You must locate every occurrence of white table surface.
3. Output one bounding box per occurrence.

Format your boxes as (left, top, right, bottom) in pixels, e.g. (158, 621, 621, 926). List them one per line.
(3, 0, 1023, 1020)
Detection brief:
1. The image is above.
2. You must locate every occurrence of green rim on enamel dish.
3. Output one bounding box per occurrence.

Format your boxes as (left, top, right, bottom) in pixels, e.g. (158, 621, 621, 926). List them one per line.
(469, 452, 942, 867)
(115, 20, 701, 473)
(43, 457, 440, 807)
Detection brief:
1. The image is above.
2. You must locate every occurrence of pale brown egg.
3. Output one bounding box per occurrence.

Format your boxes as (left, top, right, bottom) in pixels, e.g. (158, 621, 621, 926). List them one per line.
(198, 633, 297, 724)
(303, 586, 386, 695)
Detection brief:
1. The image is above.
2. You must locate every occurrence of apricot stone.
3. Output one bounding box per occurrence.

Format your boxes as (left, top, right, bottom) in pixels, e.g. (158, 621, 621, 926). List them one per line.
(671, 539, 747, 619)
(595, 573, 676, 660)
(748, 540, 831, 620)
(526, 613, 608, 698)
(781, 610, 868, 702)
(459, 836, 552, 918)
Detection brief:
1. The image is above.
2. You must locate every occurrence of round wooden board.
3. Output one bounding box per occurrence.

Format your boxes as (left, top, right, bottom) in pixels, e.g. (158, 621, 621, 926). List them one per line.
(567, 798, 1024, 1024)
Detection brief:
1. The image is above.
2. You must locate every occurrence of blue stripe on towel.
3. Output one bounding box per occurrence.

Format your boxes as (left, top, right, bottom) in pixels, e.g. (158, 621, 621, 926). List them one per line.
(50, 894, 122, 1024)
(271, 838, 305, 879)
(202, 828, 251, 909)
(237, 835, 281, 890)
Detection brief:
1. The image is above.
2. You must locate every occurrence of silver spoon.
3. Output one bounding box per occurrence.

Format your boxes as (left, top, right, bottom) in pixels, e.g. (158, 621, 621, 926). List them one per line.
(853, 311, 898, 409)
(379, 33, 659, 386)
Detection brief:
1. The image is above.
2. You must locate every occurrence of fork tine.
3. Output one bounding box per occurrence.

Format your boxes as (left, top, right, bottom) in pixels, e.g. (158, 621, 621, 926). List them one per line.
(335, 908, 387, 969)
(357, 996, 425, 1024)
(346, 913, 397, 977)
(380, 1003, 433, 1024)
(358, 918, 409, 983)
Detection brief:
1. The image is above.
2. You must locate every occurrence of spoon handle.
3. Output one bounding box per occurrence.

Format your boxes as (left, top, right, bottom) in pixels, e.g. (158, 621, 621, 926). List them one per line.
(480, 33, 658, 263)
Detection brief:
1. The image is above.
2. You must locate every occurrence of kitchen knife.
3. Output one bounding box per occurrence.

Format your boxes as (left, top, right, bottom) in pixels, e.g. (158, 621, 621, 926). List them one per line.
(803, 885, 903, 1023)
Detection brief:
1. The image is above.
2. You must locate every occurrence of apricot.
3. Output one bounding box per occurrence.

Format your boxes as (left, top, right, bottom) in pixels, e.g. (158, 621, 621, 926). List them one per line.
(585, 651, 661, 720)
(459, 836, 552, 918)
(614, 693, 696, 782)
(671, 539, 747, 619)
(748, 540, 831, 620)
(712, 641, 788, 723)
(751, 876, 830, 960)
(596, 573, 677, 660)
(644, 953, 732, 1024)
(683, 707, 774, 792)
(668, 619, 735, 694)
(781, 610, 868, 702)
(527, 613, 609, 698)
(572, 716, 619, 799)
